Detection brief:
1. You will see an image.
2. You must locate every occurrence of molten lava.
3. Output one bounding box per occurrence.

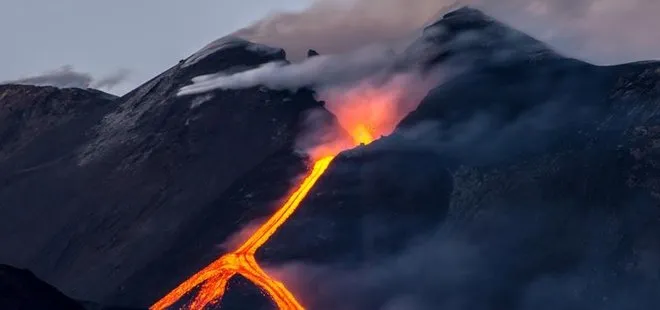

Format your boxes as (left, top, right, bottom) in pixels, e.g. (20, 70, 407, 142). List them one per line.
(151, 82, 408, 310)
(150, 156, 334, 310)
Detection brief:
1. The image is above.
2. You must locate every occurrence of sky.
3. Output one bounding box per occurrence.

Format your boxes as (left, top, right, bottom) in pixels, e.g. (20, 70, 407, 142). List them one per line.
(0, 0, 313, 94)
(2, 0, 660, 95)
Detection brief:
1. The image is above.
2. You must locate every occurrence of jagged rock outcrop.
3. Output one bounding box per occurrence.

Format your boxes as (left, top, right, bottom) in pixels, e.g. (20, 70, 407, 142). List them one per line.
(307, 49, 320, 58)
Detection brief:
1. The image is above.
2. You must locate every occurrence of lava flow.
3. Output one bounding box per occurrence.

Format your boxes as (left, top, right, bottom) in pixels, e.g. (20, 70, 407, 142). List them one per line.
(152, 143, 373, 310)
(151, 80, 406, 310)
(150, 156, 335, 310)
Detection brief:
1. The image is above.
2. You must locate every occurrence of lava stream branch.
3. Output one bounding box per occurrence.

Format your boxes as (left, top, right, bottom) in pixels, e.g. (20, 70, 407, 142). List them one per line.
(151, 156, 335, 310)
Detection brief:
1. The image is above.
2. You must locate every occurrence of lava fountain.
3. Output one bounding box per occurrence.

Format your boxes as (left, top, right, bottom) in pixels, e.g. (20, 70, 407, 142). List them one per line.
(151, 78, 412, 310)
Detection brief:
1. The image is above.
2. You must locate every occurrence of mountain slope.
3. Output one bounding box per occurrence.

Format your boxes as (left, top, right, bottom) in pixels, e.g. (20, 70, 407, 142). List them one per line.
(0, 38, 330, 306)
(260, 8, 660, 310)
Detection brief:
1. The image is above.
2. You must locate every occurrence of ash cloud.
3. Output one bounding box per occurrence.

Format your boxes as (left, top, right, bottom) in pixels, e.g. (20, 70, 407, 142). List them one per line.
(4, 65, 131, 92)
(234, 0, 660, 64)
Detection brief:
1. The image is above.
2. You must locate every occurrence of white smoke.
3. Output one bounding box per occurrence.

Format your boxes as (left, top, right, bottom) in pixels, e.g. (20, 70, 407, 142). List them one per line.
(5, 65, 94, 89)
(4, 65, 131, 92)
(177, 43, 418, 96)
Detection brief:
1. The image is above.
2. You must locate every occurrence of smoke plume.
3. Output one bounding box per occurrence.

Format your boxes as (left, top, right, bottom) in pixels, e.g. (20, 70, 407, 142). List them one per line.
(177, 43, 418, 96)
(5, 65, 94, 89)
(233, 0, 455, 61)
(234, 0, 660, 64)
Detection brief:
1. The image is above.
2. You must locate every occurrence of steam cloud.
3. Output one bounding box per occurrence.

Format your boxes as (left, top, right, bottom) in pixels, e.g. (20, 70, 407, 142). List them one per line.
(4, 65, 130, 92)
(234, 0, 660, 64)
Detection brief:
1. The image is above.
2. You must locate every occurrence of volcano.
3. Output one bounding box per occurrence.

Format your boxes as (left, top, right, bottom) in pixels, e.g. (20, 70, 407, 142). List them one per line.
(2, 6, 660, 310)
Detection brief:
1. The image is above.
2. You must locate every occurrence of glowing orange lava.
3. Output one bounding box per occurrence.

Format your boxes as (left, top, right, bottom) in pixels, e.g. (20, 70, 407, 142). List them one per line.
(151, 156, 334, 310)
(151, 84, 405, 310)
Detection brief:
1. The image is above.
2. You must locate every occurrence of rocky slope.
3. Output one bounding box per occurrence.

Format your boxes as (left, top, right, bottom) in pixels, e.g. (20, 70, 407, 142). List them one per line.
(0, 37, 329, 307)
(2, 6, 660, 310)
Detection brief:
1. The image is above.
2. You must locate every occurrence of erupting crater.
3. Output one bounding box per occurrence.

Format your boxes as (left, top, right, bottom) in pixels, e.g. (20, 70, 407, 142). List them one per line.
(152, 83, 404, 310)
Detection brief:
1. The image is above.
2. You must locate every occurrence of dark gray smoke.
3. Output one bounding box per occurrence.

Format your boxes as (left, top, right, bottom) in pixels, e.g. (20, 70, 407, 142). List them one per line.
(276, 103, 660, 310)
(281, 197, 660, 310)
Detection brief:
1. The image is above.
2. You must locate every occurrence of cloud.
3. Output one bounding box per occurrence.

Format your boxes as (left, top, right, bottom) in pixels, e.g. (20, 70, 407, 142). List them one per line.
(4, 65, 131, 92)
(5, 65, 94, 89)
(480, 0, 660, 64)
(233, 0, 660, 64)
(232, 0, 456, 61)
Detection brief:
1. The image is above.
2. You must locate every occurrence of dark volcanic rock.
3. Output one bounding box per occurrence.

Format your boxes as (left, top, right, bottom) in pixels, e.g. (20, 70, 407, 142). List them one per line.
(0, 84, 116, 161)
(415, 6, 560, 69)
(0, 37, 328, 307)
(0, 264, 85, 310)
(307, 49, 320, 58)
(264, 8, 660, 310)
